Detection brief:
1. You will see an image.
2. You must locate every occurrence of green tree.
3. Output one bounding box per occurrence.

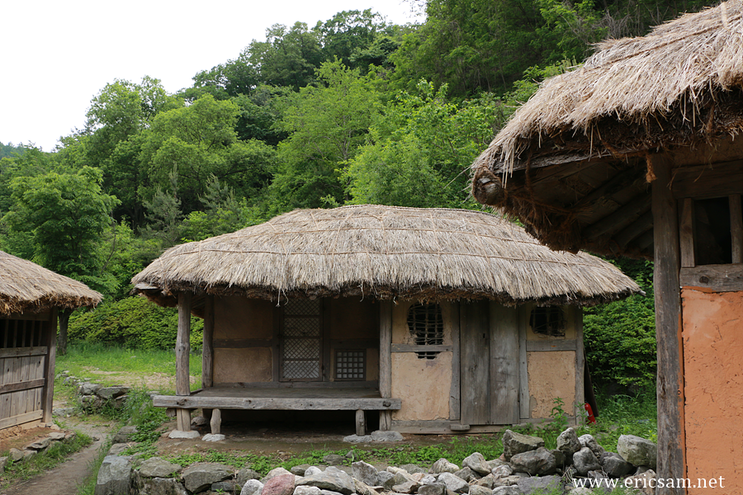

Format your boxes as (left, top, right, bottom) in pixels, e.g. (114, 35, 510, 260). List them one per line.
(1, 167, 119, 354)
(315, 10, 387, 69)
(268, 61, 380, 211)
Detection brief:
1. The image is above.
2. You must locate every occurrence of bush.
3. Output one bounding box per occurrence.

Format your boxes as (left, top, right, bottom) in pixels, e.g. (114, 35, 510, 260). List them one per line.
(69, 296, 203, 350)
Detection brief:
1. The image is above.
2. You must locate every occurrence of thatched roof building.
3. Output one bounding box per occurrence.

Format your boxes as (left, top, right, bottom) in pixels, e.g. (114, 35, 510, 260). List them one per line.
(133, 205, 640, 306)
(0, 250, 102, 315)
(472, 0, 743, 258)
(470, 1, 743, 491)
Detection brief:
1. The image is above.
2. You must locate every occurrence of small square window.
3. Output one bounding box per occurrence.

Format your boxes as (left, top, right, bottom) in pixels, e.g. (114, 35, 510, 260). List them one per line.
(336, 350, 365, 380)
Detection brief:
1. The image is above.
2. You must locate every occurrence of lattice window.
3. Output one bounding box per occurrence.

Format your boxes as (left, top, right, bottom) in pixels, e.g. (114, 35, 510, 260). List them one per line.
(335, 350, 366, 380)
(0, 319, 48, 349)
(530, 306, 566, 337)
(407, 303, 444, 359)
(281, 299, 322, 380)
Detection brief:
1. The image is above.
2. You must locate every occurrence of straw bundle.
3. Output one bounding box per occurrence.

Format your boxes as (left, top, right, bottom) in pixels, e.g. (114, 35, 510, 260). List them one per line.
(473, 0, 743, 175)
(133, 205, 641, 306)
(0, 251, 103, 315)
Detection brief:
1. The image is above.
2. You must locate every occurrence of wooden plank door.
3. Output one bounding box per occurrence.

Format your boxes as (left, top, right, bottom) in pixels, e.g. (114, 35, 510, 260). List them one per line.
(460, 301, 521, 425)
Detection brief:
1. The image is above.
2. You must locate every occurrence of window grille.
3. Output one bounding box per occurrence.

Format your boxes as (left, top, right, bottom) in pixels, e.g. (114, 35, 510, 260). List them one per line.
(335, 350, 365, 380)
(529, 306, 566, 337)
(281, 299, 322, 380)
(407, 303, 444, 359)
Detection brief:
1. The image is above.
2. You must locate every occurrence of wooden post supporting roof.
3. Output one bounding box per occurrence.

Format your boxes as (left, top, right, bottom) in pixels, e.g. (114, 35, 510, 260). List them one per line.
(176, 292, 192, 431)
(652, 157, 686, 495)
(379, 300, 392, 431)
(202, 296, 214, 389)
(42, 309, 58, 424)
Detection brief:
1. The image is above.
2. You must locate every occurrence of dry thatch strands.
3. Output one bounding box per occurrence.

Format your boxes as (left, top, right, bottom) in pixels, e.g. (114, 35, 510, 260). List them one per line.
(133, 205, 641, 306)
(0, 251, 102, 315)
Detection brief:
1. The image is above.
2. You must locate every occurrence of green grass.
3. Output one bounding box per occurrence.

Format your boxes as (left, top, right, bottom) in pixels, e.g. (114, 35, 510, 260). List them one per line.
(0, 432, 92, 491)
(55, 342, 202, 392)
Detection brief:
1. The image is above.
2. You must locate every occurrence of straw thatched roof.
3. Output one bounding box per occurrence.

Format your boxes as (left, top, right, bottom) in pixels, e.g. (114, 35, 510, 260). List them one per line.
(132, 205, 641, 307)
(471, 0, 743, 259)
(0, 251, 103, 315)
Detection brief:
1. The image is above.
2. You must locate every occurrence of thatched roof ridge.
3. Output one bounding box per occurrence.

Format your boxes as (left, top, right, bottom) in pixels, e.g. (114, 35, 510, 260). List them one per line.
(473, 0, 743, 175)
(132, 205, 641, 306)
(0, 251, 103, 315)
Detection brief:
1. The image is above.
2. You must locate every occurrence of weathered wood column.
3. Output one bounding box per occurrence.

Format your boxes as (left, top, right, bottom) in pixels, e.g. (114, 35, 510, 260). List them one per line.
(42, 309, 58, 424)
(176, 292, 192, 431)
(379, 300, 393, 431)
(652, 157, 686, 495)
(202, 295, 214, 389)
(574, 307, 585, 425)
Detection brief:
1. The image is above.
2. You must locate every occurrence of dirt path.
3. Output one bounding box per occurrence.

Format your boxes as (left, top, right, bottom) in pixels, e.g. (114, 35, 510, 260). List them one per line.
(2, 419, 115, 495)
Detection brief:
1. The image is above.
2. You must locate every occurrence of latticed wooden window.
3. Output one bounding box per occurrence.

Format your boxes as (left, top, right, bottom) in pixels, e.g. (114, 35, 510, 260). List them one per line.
(407, 303, 444, 359)
(335, 350, 365, 380)
(281, 299, 322, 381)
(530, 306, 566, 337)
(0, 319, 49, 349)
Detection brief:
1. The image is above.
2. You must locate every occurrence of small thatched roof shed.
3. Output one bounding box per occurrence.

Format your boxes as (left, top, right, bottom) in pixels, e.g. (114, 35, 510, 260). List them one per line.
(0, 250, 102, 315)
(133, 205, 640, 306)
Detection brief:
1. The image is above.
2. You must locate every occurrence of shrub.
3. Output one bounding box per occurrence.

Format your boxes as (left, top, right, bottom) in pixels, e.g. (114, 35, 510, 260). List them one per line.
(69, 296, 203, 350)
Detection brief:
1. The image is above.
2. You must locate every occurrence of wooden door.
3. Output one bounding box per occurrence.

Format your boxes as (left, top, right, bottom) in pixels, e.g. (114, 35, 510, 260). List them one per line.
(460, 301, 520, 425)
(280, 299, 323, 381)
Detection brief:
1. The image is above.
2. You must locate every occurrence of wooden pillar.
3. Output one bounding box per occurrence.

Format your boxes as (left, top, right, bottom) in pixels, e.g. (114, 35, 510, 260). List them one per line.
(378, 300, 393, 431)
(202, 296, 214, 389)
(730, 194, 743, 264)
(176, 292, 192, 431)
(652, 157, 686, 495)
(41, 309, 58, 424)
(574, 307, 585, 425)
(355, 409, 366, 436)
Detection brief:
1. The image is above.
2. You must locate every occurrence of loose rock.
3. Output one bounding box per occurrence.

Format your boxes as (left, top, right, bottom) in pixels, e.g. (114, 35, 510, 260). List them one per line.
(431, 459, 459, 474)
(139, 457, 182, 478)
(601, 452, 634, 477)
(297, 466, 355, 495)
(352, 461, 379, 486)
(113, 425, 138, 444)
(139, 477, 188, 495)
(468, 485, 492, 495)
(95, 456, 133, 495)
(436, 472, 469, 493)
(573, 447, 601, 476)
(517, 475, 562, 495)
(492, 487, 520, 495)
(509, 447, 557, 476)
(181, 462, 233, 493)
(371, 430, 404, 442)
(242, 479, 265, 495)
(238, 467, 262, 486)
(263, 473, 296, 495)
(557, 428, 582, 458)
(501, 430, 544, 460)
(417, 484, 447, 495)
(617, 435, 657, 469)
(462, 453, 490, 476)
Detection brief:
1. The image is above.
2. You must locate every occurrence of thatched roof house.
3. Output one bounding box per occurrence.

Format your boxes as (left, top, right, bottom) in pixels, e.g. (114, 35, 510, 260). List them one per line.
(0, 250, 101, 430)
(0, 250, 102, 315)
(135, 205, 640, 435)
(471, 1, 743, 492)
(133, 205, 639, 305)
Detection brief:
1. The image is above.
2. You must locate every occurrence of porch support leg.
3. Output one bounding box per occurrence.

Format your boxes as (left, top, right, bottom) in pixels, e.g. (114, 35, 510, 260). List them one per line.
(355, 409, 366, 436)
(176, 292, 192, 431)
(202, 295, 214, 389)
(379, 300, 393, 431)
(210, 408, 222, 435)
(42, 309, 58, 424)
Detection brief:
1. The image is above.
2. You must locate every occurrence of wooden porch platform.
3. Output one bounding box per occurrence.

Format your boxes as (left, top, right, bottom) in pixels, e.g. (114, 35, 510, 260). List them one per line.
(152, 386, 402, 411)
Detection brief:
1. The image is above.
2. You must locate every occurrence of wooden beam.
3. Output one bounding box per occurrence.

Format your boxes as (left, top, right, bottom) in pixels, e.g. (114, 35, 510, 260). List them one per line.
(569, 168, 642, 210)
(176, 292, 192, 431)
(0, 409, 43, 430)
(449, 303, 461, 421)
(583, 193, 652, 240)
(652, 156, 686, 495)
(202, 296, 214, 389)
(153, 395, 402, 410)
(379, 300, 393, 431)
(730, 194, 743, 264)
(525, 339, 578, 352)
(679, 199, 695, 268)
(680, 265, 743, 291)
(0, 378, 45, 395)
(518, 307, 529, 420)
(615, 211, 653, 248)
(0, 347, 48, 359)
(391, 344, 452, 353)
(41, 309, 57, 424)
(672, 159, 743, 200)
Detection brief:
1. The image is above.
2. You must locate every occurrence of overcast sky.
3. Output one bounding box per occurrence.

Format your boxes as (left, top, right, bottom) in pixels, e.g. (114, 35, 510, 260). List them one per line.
(1, 0, 422, 152)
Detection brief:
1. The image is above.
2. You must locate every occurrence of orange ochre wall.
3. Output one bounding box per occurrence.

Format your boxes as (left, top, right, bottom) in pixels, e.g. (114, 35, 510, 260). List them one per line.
(682, 288, 743, 494)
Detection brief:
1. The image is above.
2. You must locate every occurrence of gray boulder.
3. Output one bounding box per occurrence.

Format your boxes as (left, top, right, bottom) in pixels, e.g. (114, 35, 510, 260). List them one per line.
(378, 470, 396, 490)
(624, 469, 656, 495)
(462, 453, 490, 476)
(472, 473, 496, 488)
(601, 452, 634, 477)
(95, 455, 133, 495)
(401, 463, 427, 475)
(292, 464, 311, 476)
(517, 475, 562, 495)
(617, 435, 657, 469)
(26, 437, 52, 451)
(578, 434, 604, 459)
(96, 386, 131, 400)
(212, 480, 239, 492)
(371, 430, 404, 442)
(242, 479, 265, 495)
(238, 467, 262, 486)
(343, 434, 373, 443)
(491, 464, 513, 478)
(139, 477, 188, 495)
(352, 460, 379, 486)
(557, 428, 582, 458)
(295, 487, 321, 495)
(181, 462, 233, 493)
(354, 478, 377, 495)
(453, 467, 477, 482)
(573, 447, 601, 476)
(492, 487, 521, 495)
(305, 466, 324, 476)
(392, 479, 420, 493)
(502, 430, 544, 460)
(493, 475, 523, 487)
(297, 466, 355, 495)
(78, 382, 102, 395)
(469, 485, 492, 495)
(0, 457, 7, 474)
(263, 467, 293, 482)
(509, 447, 557, 476)
(113, 425, 138, 444)
(139, 457, 181, 478)
(432, 458, 459, 474)
(417, 483, 447, 495)
(323, 454, 346, 466)
(551, 449, 566, 467)
(436, 472, 469, 493)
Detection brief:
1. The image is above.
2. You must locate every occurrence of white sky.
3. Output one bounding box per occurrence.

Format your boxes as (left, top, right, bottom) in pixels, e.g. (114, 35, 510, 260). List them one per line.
(1, 0, 423, 152)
